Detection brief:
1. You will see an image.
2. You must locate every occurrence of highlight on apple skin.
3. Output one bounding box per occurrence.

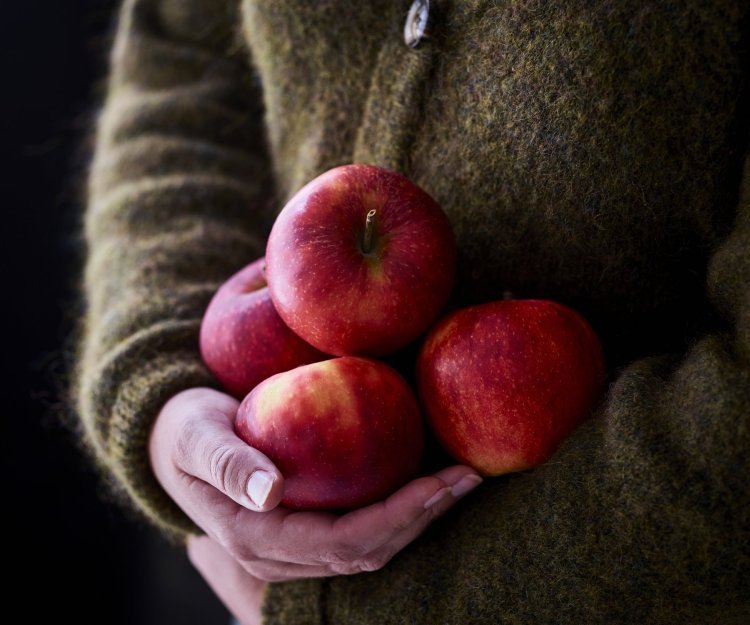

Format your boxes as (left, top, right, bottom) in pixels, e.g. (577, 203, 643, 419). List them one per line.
(265, 163, 456, 357)
(417, 299, 606, 476)
(199, 257, 326, 399)
(235, 357, 424, 510)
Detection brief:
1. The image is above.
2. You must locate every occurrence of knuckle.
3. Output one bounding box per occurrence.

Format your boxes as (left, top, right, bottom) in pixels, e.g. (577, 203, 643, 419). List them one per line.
(383, 498, 417, 532)
(255, 571, 288, 583)
(246, 562, 290, 583)
(355, 552, 391, 573)
(320, 542, 367, 567)
(323, 546, 390, 575)
(391, 514, 414, 533)
(327, 561, 360, 575)
(425, 500, 446, 521)
(207, 444, 239, 494)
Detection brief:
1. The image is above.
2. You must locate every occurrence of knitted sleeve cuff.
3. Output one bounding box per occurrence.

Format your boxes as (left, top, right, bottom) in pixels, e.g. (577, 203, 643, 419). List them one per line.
(77, 318, 216, 541)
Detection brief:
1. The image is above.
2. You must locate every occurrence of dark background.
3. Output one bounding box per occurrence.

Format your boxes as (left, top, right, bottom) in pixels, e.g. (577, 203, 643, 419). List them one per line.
(4, 2, 228, 622)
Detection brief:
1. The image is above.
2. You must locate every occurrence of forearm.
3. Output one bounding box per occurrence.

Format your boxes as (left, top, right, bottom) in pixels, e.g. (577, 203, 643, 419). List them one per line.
(75, 0, 273, 538)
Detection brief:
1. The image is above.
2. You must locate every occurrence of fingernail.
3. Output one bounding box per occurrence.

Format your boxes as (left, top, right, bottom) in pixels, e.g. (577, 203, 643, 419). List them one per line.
(247, 470, 275, 509)
(450, 474, 482, 499)
(423, 487, 451, 510)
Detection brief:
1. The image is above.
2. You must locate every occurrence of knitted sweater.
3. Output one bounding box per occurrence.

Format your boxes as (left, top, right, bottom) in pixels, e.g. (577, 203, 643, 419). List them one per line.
(76, 0, 750, 622)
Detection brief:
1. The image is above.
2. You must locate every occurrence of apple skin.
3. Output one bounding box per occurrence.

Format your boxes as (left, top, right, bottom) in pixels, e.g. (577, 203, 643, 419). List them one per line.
(417, 300, 606, 476)
(199, 258, 326, 399)
(265, 164, 456, 357)
(235, 357, 424, 510)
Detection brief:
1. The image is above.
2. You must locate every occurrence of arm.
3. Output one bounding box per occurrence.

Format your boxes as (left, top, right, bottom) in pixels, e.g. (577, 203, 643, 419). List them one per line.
(262, 150, 750, 623)
(74, 0, 274, 538)
(75, 5, 483, 609)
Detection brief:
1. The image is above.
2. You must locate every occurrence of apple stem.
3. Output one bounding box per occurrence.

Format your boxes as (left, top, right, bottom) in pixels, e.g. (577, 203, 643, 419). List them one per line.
(362, 209, 377, 255)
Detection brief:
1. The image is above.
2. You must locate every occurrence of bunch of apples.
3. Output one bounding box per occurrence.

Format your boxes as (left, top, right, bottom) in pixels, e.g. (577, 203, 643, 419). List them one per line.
(200, 164, 606, 510)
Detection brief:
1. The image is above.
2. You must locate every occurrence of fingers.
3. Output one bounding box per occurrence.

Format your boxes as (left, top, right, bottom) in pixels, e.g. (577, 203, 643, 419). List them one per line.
(320, 466, 482, 574)
(366, 470, 483, 568)
(332, 465, 481, 553)
(234, 465, 481, 574)
(165, 389, 285, 511)
(190, 466, 481, 581)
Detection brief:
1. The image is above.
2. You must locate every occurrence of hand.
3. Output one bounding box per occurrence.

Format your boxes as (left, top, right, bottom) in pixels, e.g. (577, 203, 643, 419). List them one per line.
(150, 387, 482, 583)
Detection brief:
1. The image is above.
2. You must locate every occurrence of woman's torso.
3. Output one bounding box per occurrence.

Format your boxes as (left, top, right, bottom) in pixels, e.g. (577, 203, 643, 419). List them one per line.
(241, 0, 748, 366)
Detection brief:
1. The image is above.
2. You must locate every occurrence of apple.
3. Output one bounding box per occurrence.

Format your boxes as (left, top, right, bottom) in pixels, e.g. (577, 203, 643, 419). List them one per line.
(265, 164, 456, 357)
(199, 257, 325, 399)
(235, 357, 424, 510)
(417, 300, 606, 475)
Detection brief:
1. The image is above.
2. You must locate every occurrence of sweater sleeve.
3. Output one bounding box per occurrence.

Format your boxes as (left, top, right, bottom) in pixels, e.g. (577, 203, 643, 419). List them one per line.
(263, 152, 750, 621)
(74, 0, 274, 539)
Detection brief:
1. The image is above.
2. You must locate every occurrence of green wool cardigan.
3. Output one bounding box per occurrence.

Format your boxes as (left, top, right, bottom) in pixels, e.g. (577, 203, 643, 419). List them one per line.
(76, 0, 750, 622)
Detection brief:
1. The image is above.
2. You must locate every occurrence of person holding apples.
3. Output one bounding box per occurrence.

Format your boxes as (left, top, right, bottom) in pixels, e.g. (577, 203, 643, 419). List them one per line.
(73, 0, 750, 623)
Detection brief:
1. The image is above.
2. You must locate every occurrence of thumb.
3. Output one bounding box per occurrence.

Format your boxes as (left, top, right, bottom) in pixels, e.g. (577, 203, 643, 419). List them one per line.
(173, 397, 285, 512)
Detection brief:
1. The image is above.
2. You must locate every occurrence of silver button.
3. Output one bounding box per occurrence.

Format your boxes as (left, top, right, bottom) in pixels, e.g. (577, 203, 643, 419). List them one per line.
(404, 0, 430, 48)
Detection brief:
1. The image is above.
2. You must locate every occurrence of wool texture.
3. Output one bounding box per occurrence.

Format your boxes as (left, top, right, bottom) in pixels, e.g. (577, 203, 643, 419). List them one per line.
(75, 0, 750, 622)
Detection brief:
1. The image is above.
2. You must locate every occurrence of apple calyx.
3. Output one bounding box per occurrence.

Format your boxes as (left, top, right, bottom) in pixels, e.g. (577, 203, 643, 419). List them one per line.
(361, 209, 377, 256)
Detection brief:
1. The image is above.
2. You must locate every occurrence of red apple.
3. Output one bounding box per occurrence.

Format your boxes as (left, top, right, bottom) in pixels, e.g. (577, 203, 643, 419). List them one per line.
(235, 357, 424, 510)
(199, 258, 325, 399)
(417, 300, 606, 475)
(265, 164, 456, 357)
